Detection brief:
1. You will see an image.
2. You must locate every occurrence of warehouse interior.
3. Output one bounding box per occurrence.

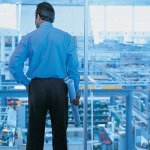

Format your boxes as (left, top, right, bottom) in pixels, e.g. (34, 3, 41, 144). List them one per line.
(0, 0, 150, 150)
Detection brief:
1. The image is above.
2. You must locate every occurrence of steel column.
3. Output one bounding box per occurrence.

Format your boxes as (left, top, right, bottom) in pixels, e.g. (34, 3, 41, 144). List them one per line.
(83, 0, 88, 149)
(126, 92, 133, 150)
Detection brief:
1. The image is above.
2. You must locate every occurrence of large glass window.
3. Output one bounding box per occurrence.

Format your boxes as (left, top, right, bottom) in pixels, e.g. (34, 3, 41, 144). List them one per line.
(1, 1, 150, 150)
(88, 3, 150, 150)
(0, 2, 85, 150)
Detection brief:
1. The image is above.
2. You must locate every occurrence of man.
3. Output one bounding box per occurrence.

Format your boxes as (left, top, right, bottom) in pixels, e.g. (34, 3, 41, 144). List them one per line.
(9, 2, 80, 150)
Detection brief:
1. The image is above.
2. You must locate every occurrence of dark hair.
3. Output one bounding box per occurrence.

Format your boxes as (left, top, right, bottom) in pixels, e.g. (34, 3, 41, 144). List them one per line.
(36, 2, 55, 23)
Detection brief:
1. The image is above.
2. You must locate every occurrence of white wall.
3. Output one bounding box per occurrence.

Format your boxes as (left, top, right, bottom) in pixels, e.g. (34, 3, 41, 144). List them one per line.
(0, 4, 16, 29)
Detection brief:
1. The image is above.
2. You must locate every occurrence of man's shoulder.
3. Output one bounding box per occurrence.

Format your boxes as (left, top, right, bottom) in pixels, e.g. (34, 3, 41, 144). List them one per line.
(53, 27, 72, 37)
(23, 29, 37, 39)
(23, 29, 38, 39)
(23, 27, 72, 40)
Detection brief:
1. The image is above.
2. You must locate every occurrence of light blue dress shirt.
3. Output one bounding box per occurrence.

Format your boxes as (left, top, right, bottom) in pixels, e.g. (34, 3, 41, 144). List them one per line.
(9, 22, 80, 93)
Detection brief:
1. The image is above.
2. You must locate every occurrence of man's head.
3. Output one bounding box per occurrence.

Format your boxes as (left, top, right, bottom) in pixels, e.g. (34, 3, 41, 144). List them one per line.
(35, 2, 55, 28)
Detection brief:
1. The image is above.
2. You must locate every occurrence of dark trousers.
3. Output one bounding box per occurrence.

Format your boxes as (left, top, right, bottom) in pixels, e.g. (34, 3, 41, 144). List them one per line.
(26, 78, 68, 150)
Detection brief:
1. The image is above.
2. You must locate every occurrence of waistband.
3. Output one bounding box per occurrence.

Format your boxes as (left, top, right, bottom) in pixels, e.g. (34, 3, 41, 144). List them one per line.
(32, 77, 64, 81)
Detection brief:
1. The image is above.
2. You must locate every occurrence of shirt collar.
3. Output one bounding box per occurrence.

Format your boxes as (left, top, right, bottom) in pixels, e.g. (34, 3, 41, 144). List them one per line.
(40, 22, 53, 28)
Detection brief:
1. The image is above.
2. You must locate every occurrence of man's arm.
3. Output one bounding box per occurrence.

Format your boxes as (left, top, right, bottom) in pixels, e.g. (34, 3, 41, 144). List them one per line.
(66, 34, 80, 105)
(9, 36, 30, 87)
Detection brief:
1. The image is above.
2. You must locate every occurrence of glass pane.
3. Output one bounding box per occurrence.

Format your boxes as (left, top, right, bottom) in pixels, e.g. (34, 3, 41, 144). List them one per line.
(0, 2, 85, 150)
(134, 6, 150, 32)
(88, 2, 150, 150)
(1, 1, 150, 150)
(106, 6, 132, 32)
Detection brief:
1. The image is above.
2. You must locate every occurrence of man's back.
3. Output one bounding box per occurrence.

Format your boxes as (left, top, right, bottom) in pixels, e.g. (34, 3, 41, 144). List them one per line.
(26, 22, 69, 79)
(9, 21, 79, 94)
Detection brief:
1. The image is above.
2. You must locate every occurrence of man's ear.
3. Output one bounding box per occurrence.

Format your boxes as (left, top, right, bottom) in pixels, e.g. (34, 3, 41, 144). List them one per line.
(37, 14, 40, 20)
(37, 14, 43, 22)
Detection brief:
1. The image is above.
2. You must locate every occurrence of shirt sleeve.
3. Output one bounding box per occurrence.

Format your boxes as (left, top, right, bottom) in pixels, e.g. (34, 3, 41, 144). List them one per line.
(9, 36, 30, 86)
(66, 35, 80, 94)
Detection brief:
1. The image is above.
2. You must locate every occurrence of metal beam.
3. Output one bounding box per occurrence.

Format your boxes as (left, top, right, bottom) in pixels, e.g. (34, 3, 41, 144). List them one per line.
(126, 92, 133, 150)
(1, 0, 150, 6)
(0, 89, 131, 97)
(83, 0, 88, 149)
(0, 90, 27, 97)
